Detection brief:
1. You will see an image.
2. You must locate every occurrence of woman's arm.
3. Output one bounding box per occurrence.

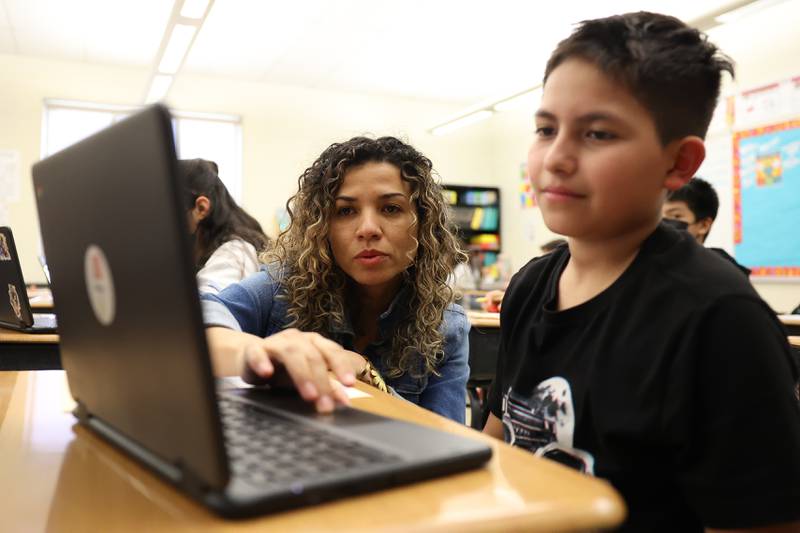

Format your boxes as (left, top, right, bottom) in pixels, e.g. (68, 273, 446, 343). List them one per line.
(417, 309, 470, 423)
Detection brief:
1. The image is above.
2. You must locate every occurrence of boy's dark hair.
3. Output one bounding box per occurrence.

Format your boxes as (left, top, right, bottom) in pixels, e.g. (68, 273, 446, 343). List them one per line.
(544, 11, 734, 144)
(179, 158, 269, 270)
(666, 177, 719, 222)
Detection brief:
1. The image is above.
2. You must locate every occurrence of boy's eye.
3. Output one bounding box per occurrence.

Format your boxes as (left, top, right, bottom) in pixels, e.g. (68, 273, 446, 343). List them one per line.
(586, 130, 616, 141)
(535, 126, 555, 137)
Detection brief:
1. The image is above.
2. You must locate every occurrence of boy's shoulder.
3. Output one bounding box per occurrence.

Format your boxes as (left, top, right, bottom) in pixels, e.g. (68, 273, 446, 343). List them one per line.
(639, 224, 758, 306)
(505, 224, 761, 318)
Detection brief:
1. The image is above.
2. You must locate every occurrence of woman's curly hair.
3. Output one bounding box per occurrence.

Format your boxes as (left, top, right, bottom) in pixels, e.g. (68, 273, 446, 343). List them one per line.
(264, 136, 467, 378)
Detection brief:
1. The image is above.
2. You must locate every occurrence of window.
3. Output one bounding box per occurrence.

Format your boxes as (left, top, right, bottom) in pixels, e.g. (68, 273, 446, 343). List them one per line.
(42, 100, 243, 202)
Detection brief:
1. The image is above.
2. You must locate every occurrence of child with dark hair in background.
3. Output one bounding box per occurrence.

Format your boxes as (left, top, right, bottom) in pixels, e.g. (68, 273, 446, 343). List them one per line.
(482, 12, 800, 532)
(663, 176, 751, 277)
(180, 158, 270, 294)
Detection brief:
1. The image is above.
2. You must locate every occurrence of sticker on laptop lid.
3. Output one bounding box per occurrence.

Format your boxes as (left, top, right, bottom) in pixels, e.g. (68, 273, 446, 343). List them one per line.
(8, 283, 22, 321)
(0, 234, 11, 261)
(84, 245, 115, 326)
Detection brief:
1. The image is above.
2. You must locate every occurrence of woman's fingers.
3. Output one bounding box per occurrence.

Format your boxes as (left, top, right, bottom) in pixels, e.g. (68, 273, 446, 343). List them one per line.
(241, 344, 274, 384)
(263, 331, 341, 413)
(242, 329, 362, 413)
(310, 334, 358, 386)
(329, 376, 351, 406)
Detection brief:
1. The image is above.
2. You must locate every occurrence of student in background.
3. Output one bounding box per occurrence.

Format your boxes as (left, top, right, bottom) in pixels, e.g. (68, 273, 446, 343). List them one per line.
(482, 12, 800, 532)
(480, 238, 565, 312)
(662, 176, 751, 277)
(180, 158, 270, 294)
(201, 137, 471, 422)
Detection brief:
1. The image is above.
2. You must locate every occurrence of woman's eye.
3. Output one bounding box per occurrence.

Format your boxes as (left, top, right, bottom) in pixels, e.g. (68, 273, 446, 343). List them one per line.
(383, 204, 402, 214)
(336, 206, 354, 216)
(587, 130, 616, 140)
(535, 126, 555, 137)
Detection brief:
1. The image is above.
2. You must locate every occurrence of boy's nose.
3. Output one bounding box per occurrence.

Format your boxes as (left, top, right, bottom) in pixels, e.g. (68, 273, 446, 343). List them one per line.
(543, 136, 577, 176)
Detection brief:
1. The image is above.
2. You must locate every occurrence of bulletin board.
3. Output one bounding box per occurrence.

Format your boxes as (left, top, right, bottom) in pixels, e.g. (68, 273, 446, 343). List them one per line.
(732, 119, 800, 277)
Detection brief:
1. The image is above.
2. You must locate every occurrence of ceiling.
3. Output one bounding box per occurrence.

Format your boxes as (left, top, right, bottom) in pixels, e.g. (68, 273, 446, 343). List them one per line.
(0, 0, 759, 104)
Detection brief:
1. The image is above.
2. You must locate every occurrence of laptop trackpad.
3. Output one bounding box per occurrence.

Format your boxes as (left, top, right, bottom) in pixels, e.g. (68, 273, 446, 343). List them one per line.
(225, 386, 388, 427)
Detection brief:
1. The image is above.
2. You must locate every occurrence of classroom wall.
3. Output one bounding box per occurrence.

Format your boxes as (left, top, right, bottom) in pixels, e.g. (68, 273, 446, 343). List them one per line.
(2, 0, 799, 313)
(474, 1, 800, 312)
(0, 52, 494, 285)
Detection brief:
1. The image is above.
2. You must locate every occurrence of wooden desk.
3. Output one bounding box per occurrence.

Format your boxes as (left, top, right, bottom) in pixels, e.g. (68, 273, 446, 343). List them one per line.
(465, 311, 500, 431)
(466, 310, 500, 329)
(789, 336, 800, 348)
(0, 371, 625, 532)
(779, 314, 800, 336)
(27, 286, 54, 311)
(0, 327, 60, 370)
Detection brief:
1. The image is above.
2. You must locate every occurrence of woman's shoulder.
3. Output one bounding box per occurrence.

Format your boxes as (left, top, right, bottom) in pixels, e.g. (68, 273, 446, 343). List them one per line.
(444, 301, 467, 318)
(442, 302, 470, 335)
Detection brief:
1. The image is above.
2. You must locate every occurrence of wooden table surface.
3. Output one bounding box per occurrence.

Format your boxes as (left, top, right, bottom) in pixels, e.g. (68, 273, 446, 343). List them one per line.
(466, 311, 500, 329)
(27, 286, 54, 310)
(0, 327, 59, 343)
(789, 336, 800, 348)
(780, 314, 800, 326)
(0, 371, 625, 532)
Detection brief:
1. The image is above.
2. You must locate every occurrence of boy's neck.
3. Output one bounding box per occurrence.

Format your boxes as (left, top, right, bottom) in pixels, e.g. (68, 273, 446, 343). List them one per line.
(558, 219, 659, 311)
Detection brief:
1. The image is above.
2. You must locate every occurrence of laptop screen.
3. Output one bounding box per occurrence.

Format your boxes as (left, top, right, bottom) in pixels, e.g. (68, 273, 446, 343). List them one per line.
(0, 226, 34, 328)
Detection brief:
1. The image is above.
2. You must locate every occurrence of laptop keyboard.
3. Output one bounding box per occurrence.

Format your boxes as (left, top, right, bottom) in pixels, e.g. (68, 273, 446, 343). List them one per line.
(218, 397, 401, 486)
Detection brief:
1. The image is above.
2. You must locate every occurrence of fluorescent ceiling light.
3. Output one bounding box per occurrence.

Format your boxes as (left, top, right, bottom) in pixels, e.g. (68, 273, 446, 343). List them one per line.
(145, 74, 174, 103)
(431, 110, 493, 136)
(158, 24, 197, 74)
(493, 88, 542, 112)
(715, 0, 789, 23)
(180, 0, 210, 19)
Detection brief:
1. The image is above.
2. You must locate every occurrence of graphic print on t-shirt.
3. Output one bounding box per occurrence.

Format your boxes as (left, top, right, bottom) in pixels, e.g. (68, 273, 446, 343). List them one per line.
(502, 376, 595, 474)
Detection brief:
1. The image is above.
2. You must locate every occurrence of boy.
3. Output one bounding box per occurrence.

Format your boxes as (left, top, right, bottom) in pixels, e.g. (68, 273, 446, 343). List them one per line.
(663, 177, 751, 276)
(663, 177, 718, 244)
(483, 12, 800, 532)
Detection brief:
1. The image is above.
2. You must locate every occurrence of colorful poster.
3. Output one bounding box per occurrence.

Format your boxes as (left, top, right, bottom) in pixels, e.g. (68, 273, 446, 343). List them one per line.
(519, 162, 536, 208)
(733, 120, 800, 277)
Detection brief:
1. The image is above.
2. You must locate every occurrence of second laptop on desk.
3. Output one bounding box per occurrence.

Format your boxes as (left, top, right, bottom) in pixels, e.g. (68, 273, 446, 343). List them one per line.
(0, 226, 57, 333)
(32, 104, 491, 518)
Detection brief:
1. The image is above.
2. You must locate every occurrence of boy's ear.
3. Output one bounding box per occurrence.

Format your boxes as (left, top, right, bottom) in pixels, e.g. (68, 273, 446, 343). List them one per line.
(697, 216, 714, 239)
(664, 136, 705, 191)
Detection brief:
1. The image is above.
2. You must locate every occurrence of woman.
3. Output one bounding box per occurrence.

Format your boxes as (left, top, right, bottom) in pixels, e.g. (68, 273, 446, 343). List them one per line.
(201, 137, 471, 422)
(180, 158, 270, 294)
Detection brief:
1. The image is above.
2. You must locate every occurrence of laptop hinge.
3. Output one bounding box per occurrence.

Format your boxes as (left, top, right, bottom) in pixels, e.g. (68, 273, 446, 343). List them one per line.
(73, 400, 90, 423)
(176, 461, 212, 500)
(80, 412, 212, 497)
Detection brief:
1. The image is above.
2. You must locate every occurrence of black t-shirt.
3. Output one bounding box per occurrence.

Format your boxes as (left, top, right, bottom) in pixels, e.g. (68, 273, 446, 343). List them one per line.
(489, 223, 800, 531)
(709, 246, 752, 278)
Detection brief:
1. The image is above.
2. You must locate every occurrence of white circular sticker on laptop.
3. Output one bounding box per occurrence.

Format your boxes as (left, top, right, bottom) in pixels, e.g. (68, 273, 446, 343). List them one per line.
(84, 245, 116, 326)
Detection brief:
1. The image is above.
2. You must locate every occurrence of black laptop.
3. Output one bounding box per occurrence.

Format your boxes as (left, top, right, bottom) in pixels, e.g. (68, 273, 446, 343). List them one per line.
(32, 104, 491, 518)
(0, 226, 57, 333)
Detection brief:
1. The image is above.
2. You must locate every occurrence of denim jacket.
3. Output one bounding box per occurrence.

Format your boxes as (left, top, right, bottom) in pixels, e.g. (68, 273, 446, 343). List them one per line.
(201, 266, 470, 423)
